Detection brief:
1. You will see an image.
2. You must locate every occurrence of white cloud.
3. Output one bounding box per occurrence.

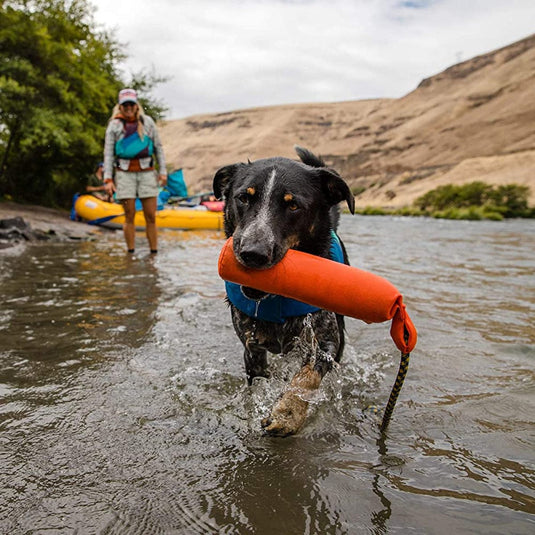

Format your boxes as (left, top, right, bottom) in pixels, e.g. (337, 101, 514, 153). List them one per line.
(90, 0, 535, 119)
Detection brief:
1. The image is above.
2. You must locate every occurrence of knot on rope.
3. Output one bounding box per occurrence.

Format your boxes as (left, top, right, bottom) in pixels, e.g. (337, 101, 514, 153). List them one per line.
(390, 300, 417, 353)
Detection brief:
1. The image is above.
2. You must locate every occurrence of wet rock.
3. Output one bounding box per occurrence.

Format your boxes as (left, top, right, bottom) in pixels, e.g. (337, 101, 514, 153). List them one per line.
(0, 216, 60, 249)
(0, 216, 27, 231)
(0, 217, 38, 244)
(0, 202, 100, 251)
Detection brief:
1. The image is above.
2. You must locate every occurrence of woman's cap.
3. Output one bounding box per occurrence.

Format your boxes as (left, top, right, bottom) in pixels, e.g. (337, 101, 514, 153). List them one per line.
(118, 88, 138, 105)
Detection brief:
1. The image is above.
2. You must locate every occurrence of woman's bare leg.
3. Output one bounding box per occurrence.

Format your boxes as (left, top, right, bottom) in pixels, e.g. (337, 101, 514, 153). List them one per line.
(122, 198, 137, 251)
(141, 197, 158, 252)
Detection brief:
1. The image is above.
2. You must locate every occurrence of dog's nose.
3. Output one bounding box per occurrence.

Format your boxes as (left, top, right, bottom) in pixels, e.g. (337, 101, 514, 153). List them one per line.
(238, 244, 271, 268)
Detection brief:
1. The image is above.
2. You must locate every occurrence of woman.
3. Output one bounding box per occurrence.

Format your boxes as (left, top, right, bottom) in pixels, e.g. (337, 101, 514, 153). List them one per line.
(103, 88, 167, 253)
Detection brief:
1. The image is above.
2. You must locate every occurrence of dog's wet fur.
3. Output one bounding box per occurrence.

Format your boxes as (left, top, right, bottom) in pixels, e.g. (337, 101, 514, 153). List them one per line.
(213, 146, 355, 436)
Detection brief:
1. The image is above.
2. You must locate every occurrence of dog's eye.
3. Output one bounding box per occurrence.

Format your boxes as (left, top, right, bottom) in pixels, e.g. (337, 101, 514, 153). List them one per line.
(236, 192, 250, 204)
(284, 193, 299, 212)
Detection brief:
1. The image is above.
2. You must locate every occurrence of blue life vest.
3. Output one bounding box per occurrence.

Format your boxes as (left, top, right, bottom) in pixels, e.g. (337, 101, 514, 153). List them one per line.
(115, 119, 154, 159)
(225, 231, 345, 324)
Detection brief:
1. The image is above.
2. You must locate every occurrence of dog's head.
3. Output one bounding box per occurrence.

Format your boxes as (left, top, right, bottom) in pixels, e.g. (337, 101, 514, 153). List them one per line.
(213, 147, 354, 269)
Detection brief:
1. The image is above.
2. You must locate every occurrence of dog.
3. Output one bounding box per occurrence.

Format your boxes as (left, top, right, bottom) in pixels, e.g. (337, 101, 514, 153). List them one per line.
(213, 146, 355, 436)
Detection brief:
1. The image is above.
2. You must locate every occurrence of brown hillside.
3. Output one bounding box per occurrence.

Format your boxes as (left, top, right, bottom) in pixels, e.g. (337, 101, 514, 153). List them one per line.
(160, 34, 535, 208)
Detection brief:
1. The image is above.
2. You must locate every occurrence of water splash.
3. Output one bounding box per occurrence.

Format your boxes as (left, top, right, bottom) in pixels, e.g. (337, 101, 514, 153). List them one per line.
(287, 314, 338, 371)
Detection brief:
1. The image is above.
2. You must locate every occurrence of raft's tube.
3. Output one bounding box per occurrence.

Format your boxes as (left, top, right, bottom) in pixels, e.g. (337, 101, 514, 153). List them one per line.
(218, 237, 417, 353)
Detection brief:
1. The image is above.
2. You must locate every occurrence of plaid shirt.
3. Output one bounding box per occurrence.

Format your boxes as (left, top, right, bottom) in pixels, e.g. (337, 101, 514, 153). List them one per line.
(103, 114, 167, 180)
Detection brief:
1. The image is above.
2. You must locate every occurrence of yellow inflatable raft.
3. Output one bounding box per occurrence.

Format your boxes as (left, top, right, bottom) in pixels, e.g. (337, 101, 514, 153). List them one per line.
(73, 195, 224, 231)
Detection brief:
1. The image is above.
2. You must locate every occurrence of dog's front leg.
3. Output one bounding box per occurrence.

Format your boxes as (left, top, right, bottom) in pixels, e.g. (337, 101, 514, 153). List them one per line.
(231, 307, 273, 385)
(262, 314, 340, 437)
(261, 362, 322, 437)
(243, 347, 269, 385)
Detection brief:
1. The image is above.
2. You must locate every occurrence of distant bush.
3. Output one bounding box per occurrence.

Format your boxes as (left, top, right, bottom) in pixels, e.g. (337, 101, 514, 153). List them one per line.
(394, 207, 424, 217)
(414, 182, 532, 219)
(355, 206, 388, 216)
(487, 184, 531, 217)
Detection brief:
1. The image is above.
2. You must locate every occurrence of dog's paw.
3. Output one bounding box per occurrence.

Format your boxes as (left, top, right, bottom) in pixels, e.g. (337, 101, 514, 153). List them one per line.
(261, 392, 309, 437)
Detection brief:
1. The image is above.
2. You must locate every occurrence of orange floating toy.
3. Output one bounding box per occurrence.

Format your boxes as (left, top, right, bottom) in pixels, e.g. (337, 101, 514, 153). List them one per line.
(218, 237, 417, 353)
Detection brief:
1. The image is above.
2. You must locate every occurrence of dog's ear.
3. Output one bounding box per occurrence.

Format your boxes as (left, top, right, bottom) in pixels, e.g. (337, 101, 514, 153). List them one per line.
(213, 164, 241, 200)
(318, 168, 355, 214)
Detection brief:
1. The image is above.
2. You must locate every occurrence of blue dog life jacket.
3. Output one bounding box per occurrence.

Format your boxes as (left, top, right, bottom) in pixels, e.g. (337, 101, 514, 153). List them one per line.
(225, 231, 345, 324)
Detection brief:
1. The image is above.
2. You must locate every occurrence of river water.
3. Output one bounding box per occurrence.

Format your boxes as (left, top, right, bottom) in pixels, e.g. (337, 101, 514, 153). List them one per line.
(0, 215, 533, 534)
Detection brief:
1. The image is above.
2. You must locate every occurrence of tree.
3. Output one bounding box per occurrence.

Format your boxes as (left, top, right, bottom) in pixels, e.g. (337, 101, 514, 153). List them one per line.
(489, 184, 529, 217)
(0, 0, 168, 207)
(456, 181, 492, 207)
(414, 184, 458, 211)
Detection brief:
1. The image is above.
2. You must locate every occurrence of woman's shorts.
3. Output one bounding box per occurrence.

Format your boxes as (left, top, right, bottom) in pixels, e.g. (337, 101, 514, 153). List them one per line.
(115, 170, 159, 200)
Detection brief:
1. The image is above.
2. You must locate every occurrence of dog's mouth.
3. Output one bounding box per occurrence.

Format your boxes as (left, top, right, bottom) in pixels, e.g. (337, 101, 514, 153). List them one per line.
(234, 243, 282, 270)
(236, 255, 278, 271)
(233, 233, 295, 270)
(235, 248, 277, 270)
(241, 286, 269, 300)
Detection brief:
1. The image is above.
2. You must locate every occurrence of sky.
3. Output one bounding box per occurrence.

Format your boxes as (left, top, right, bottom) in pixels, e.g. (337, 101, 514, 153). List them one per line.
(89, 0, 534, 121)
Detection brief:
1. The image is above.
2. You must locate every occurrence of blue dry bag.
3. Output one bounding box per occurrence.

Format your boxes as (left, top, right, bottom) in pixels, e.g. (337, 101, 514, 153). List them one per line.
(167, 169, 188, 197)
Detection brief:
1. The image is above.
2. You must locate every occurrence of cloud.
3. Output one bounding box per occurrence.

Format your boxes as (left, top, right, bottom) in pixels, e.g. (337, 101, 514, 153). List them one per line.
(90, 0, 534, 119)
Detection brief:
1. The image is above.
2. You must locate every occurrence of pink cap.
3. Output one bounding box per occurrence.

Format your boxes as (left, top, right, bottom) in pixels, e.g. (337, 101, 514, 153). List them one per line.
(118, 88, 138, 105)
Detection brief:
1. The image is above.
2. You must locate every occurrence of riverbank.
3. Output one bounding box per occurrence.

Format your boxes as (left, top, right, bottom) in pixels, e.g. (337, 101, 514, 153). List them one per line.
(0, 201, 104, 249)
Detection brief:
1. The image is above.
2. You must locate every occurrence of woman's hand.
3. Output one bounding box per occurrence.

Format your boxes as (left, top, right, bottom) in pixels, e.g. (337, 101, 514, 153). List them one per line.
(104, 180, 116, 196)
(158, 174, 167, 187)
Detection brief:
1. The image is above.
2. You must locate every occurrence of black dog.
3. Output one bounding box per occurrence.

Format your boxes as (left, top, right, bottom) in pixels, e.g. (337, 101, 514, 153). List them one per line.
(213, 147, 355, 436)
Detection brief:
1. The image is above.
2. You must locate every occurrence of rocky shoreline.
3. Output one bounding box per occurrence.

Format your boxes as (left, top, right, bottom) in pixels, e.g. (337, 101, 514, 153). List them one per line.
(0, 201, 104, 250)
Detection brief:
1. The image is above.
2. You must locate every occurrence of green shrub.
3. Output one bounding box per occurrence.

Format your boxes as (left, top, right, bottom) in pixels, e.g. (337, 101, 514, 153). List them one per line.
(483, 210, 504, 221)
(488, 184, 530, 217)
(415, 182, 532, 219)
(355, 206, 388, 216)
(394, 207, 424, 217)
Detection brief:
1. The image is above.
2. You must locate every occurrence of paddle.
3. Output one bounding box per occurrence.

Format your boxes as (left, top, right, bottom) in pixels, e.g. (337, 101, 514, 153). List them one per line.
(165, 191, 216, 204)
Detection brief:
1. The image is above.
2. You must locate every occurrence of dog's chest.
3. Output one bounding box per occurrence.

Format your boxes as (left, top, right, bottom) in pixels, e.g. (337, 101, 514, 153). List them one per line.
(231, 305, 339, 355)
